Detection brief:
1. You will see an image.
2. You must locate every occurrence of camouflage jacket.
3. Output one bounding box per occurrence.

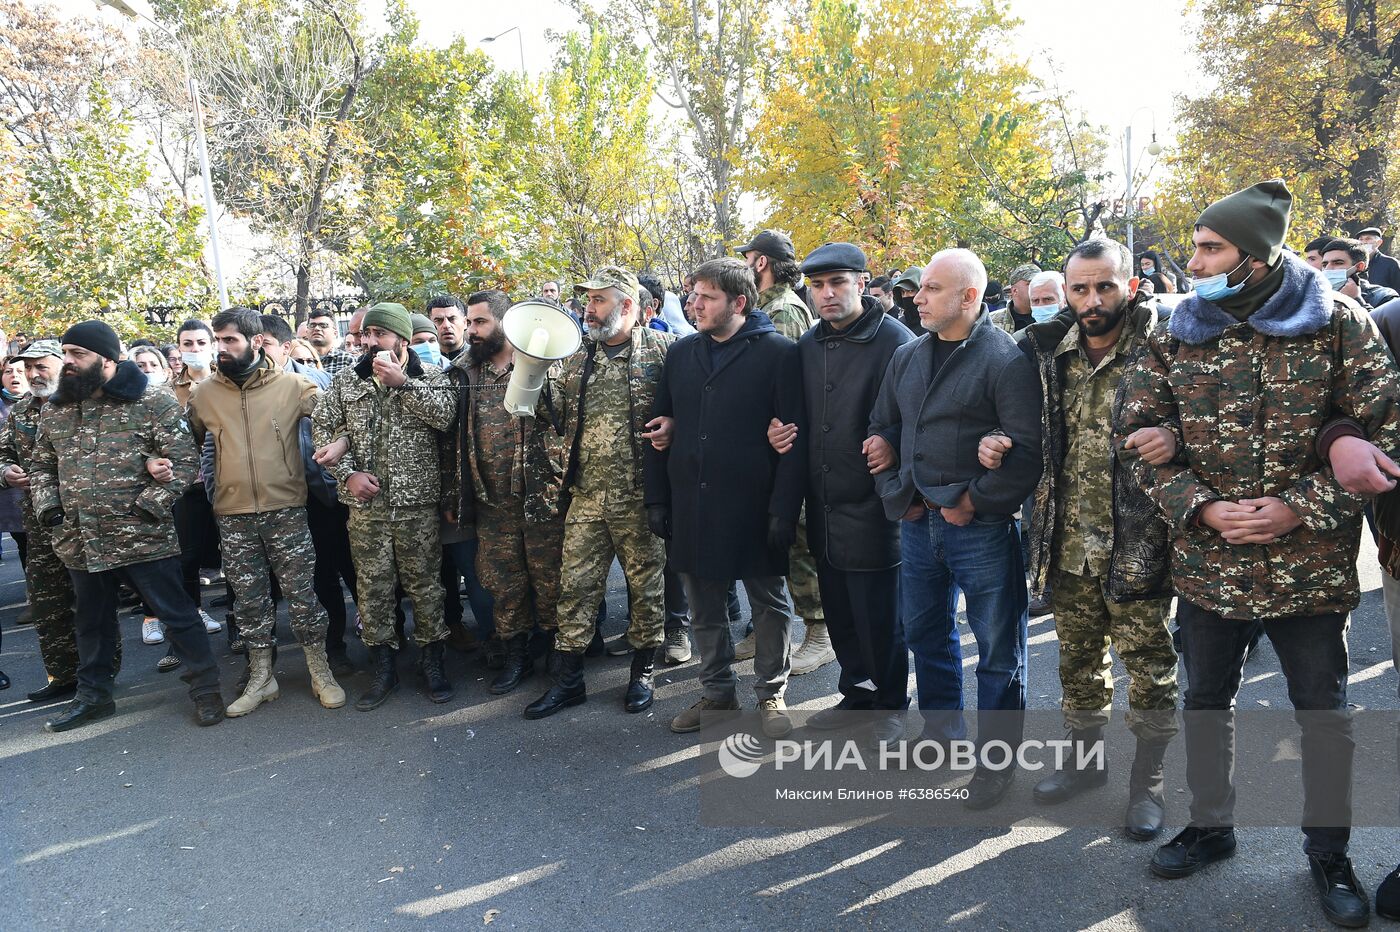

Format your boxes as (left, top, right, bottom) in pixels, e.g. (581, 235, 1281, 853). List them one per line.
(441, 354, 566, 525)
(0, 393, 44, 524)
(558, 326, 675, 500)
(759, 284, 815, 342)
(989, 307, 1032, 334)
(1020, 298, 1171, 603)
(1114, 254, 1400, 619)
(311, 349, 456, 511)
(29, 361, 198, 572)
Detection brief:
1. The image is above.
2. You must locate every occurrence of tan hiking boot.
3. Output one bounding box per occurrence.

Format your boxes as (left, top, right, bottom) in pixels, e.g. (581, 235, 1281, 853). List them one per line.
(226, 647, 278, 717)
(670, 696, 741, 734)
(733, 630, 757, 661)
(303, 643, 347, 709)
(759, 696, 792, 738)
(790, 622, 836, 675)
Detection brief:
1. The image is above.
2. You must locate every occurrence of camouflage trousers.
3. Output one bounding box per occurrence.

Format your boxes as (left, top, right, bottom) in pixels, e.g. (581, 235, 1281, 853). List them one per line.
(475, 499, 564, 640)
(1051, 569, 1179, 742)
(787, 507, 824, 624)
(24, 515, 97, 684)
(554, 498, 665, 654)
(347, 504, 445, 649)
(216, 507, 327, 652)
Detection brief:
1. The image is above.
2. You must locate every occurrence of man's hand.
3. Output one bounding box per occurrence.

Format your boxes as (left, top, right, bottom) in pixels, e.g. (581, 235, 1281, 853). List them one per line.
(1328, 435, 1400, 496)
(145, 457, 174, 483)
(372, 352, 407, 388)
(978, 433, 1012, 470)
(767, 515, 797, 552)
(643, 416, 674, 452)
(346, 471, 381, 503)
(901, 501, 926, 522)
(767, 418, 798, 455)
(443, 509, 457, 525)
(647, 504, 672, 540)
(863, 434, 895, 474)
(3, 464, 29, 489)
(1123, 427, 1177, 466)
(940, 490, 975, 527)
(314, 437, 350, 468)
(1199, 497, 1301, 544)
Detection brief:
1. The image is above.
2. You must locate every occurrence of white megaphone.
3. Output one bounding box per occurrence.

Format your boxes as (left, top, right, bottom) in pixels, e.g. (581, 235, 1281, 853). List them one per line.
(501, 300, 583, 417)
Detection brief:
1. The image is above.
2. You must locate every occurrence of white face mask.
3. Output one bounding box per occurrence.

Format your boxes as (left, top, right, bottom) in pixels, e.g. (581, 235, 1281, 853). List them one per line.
(146, 369, 168, 386)
(181, 349, 212, 370)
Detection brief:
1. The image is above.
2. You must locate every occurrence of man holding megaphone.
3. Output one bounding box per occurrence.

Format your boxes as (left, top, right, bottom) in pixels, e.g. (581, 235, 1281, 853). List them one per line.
(524, 266, 677, 720)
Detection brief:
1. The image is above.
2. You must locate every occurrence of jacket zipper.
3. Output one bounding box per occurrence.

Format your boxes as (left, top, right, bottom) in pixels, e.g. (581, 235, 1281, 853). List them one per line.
(241, 385, 261, 513)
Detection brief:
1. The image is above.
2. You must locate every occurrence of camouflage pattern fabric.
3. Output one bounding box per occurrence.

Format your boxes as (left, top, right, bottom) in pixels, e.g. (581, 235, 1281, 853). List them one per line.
(568, 342, 644, 510)
(759, 284, 815, 343)
(1050, 569, 1178, 742)
(217, 507, 327, 651)
(1115, 300, 1400, 619)
(311, 356, 456, 510)
(554, 500, 666, 653)
(475, 501, 564, 639)
(29, 373, 197, 573)
(787, 511, 824, 622)
(988, 309, 1017, 334)
(469, 360, 565, 523)
(347, 504, 445, 648)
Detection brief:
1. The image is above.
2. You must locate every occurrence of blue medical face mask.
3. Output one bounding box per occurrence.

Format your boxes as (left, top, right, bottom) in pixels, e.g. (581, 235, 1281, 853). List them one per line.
(410, 342, 441, 368)
(1323, 267, 1355, 289)
(1030, 303, 1061, 323)
(1189, 257, 1252, 302)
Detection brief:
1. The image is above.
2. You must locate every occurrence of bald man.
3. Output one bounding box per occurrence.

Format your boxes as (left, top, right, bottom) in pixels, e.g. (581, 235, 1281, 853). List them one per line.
(868, 248, 1043, 810)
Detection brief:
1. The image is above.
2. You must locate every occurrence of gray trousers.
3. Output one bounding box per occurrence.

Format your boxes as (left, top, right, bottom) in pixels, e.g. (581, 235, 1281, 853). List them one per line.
(1381, 570, 1400, 698)
(681, 573, 792, 702)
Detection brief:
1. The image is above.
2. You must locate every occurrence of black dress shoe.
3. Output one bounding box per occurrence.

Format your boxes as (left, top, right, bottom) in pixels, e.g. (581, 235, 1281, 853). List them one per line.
(524, 652, 587, 720)
(961, 766, 1015, 810)
(1308, 853, 1370, 928)
(1150, 826, 1237, 879)
(193, 693, 226, 727)
(0, 669, 8, 690)
(1375, 864, 1400, 921)
(624, 649, 654, 713)
(45, 699, 117, 733)
(27, 680, 78, 702)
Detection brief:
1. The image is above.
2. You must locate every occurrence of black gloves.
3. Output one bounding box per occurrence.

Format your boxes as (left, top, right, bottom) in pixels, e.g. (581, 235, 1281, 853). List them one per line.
(767, 515, 797, 553)
(647, 505, 672, 541)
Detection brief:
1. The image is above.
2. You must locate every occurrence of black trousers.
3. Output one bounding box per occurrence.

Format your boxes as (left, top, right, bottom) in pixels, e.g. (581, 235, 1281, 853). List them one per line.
(70, 556, 220, 704)
(816, 559, 907, 711)
(306, 496, 357, 651)
(173, 486, 215, 609)
(1179, 600, 1353, 855)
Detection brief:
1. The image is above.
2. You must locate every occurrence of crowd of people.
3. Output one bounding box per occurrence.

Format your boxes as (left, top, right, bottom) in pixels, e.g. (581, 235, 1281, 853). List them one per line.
(4, 178, 1400, 927)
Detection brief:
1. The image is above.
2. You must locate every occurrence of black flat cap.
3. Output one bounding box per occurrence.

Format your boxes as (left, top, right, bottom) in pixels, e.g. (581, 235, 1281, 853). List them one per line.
(736, 229, 796, 261)
(800, 241, 868, 276)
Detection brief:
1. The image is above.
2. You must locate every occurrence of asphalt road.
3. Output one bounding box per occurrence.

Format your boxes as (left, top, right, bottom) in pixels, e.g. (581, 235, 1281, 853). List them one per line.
(2, 535, 1398, 931)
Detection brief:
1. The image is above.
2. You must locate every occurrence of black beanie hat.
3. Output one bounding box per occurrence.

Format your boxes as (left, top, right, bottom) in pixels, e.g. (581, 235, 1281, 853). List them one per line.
(61, 320, 122, 362)
(1195, 179, 1293, 267)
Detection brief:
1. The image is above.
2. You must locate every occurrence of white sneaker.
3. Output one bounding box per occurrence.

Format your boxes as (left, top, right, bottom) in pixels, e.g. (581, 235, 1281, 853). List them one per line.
(141, 617, 165, 644)
(199, 609, 223, 634)
(733, 630, 757, 661)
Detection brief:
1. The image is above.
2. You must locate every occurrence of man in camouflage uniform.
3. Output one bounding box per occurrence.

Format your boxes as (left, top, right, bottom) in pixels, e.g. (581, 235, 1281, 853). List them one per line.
(312, 303, 457, 711)
(29, 322, 224, 732)
(188, 308, 345, 717)
(524, 266, 674, 719)
(0, 339, 118, 701)
(443, 289, 567, 696)
(989, 263, 1041, 333)
(980, 238, 1179, 840)
(739, 229, 829, 674)
(1116, 181, 1400, 926)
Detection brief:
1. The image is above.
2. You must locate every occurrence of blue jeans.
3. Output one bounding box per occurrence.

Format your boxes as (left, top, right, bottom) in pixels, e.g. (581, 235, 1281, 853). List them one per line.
(900, 510, 1028, 746)
(444, 539, 496, 640)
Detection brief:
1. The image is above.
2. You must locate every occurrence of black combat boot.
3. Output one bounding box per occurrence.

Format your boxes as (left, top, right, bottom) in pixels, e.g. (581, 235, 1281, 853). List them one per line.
(489, 633, 531, 695)
(1125, 738, 1169, 841)
(355, 644, 399, 711)
(523, 651, 587, 720)
(624, 648, 655, 713)
(419, 641, 454, 704)
(1033, 726, 1109, 804)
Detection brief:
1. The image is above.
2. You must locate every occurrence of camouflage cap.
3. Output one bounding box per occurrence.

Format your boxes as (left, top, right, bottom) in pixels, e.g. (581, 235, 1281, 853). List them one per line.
(13, 339, 62, 361)
(1008, 263, 1042, 286)
(574, 266, 640, 303)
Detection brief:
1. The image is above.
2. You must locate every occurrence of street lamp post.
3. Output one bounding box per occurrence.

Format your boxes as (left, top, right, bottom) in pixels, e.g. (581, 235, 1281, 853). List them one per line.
(95, 0, 229, 310)
(482, 26, 527, 77)
(1123, 108, 1164, 260)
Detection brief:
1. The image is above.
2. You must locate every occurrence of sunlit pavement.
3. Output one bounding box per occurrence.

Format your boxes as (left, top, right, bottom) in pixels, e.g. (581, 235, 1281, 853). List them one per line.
(2, 539, 1397, 931)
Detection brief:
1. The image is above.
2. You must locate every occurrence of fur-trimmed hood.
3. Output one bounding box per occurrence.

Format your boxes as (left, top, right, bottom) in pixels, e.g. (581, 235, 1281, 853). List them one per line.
(1168, 251, 1333, 345)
